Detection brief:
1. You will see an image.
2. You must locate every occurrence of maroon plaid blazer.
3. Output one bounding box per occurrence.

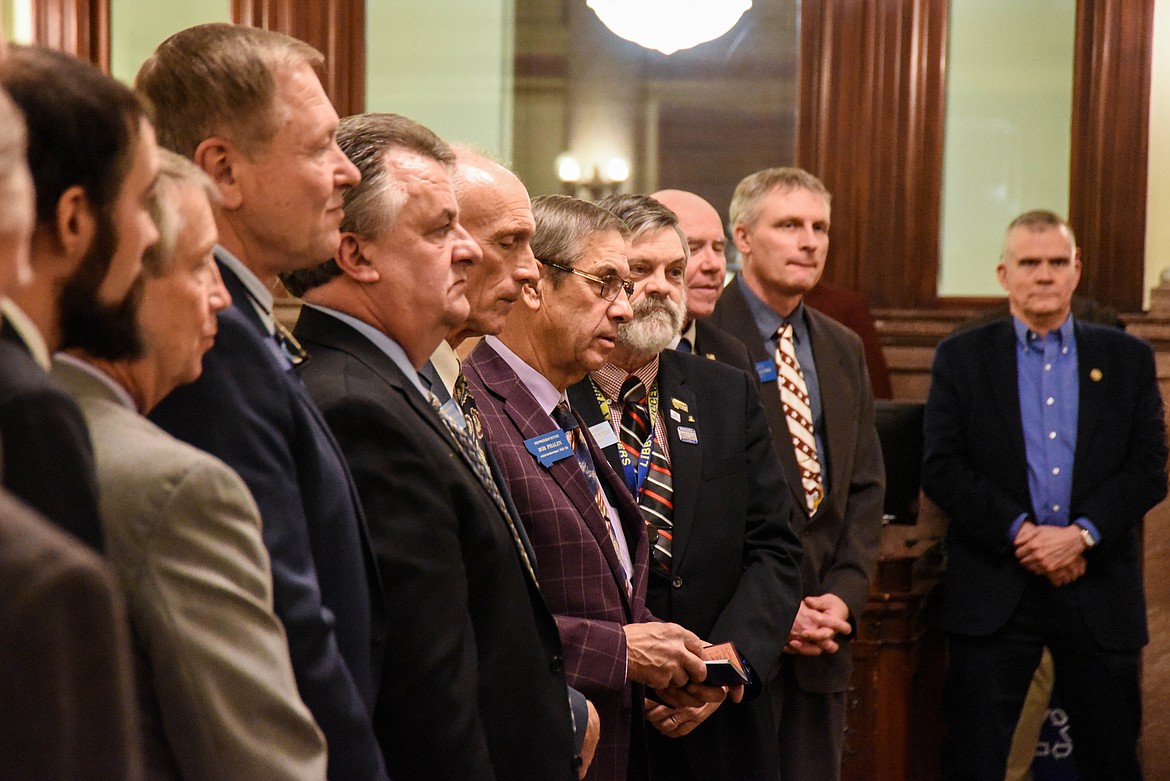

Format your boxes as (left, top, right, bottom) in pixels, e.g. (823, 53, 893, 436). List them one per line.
(464, 340, 653, 781)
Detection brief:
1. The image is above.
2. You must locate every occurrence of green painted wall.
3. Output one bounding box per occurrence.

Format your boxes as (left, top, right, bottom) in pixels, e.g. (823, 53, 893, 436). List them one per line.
(366, 0, 513, 159)
(109, 0, 230, 86)
(938, 0, 1076, 297)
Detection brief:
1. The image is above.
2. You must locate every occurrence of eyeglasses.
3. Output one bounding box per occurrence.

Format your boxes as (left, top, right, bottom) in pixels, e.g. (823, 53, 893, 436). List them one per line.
(537, 258, 634, 302)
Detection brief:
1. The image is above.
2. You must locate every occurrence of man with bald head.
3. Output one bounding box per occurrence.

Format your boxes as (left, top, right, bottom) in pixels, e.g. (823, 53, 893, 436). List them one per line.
(651, 190, 753, 374)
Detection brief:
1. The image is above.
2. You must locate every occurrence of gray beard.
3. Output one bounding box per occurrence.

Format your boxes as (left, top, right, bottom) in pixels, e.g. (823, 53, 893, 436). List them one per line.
(617, 294, 684, 356)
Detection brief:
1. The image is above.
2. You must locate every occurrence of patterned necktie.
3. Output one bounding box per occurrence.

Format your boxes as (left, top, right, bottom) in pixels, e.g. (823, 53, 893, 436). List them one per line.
(618, 376, 673, 575)
(429, 392, 538, 583)
(553, 402, 630, 588)
(776, 323, 823, 513)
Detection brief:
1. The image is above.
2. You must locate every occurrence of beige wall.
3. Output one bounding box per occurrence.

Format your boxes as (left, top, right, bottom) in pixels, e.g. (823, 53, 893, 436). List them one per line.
(1146, 0, 1170, 307)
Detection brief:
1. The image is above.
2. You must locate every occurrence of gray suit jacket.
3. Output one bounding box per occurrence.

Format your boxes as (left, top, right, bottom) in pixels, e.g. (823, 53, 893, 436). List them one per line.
(53, 358, 327, 781)
(710, 281, 885, 693)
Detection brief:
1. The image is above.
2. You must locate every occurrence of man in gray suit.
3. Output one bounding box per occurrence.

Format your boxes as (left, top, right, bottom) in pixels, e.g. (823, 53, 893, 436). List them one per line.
(708, 167, 884, 781)
(52, 151, 327, 780)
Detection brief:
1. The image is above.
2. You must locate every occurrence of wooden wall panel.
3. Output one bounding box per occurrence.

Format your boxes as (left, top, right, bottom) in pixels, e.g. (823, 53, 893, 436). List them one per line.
(31, 0, 110, 71)
(798, 0, 947, 309)
(233, 0, 365, 116)
(1070, 0, 1155, 311)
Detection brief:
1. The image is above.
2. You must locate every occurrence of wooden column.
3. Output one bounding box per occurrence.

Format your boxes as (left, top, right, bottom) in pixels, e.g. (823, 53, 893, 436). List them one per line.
(30, 0, 110, 71)
(1069, 0, 1155, 311)
(233, 0, 365, 116)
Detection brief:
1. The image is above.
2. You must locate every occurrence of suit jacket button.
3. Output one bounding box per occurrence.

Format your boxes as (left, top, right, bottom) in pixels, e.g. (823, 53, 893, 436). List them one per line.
(671, 576, 683, 589)
(551, 655, 564, 674)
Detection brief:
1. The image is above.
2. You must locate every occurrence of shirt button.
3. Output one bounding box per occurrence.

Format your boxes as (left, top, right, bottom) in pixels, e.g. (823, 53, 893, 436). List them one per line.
(1062, 347, 1068, 354)
(1052, 504, 1061, 512)
(672, 576, 684, 589)
(1045, 364, 1052, 371)
(1049, 431, 1057, 440)
(1052, 467, 1060, 475)
(1046, 397, 1055, 406)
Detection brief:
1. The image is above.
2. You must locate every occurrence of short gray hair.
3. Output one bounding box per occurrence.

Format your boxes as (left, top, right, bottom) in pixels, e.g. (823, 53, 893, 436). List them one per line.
(598, 193, 688, 260)
(1002, 209, 1077, 259)
(143, 149, 220, 277)
(729, 167, 831, 230)
(0, 87, 32, 237)
(531, 195, 629, 286)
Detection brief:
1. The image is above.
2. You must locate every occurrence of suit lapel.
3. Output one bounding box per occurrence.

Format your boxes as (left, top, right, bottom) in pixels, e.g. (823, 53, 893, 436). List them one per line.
(657, 353, 700, 570)
(981, 322, 1028, 471)
(806, 309, 857, 523)
(567, 378, 623, 477)
(1073, 324, 1108, 477)
(471, 346, 634, 604)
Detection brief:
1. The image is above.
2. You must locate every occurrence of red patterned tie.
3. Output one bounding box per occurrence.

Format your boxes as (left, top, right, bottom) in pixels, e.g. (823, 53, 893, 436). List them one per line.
(776, 323, 823, 513)
(618, 376, 673, 575)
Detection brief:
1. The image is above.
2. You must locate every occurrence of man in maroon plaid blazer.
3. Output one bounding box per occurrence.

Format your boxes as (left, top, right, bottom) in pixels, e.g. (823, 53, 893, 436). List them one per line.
(464, 195, 735, 781)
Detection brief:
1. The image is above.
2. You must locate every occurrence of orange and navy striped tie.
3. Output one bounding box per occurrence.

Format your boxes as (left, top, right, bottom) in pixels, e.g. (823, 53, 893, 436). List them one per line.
(618, 376, 673, 575)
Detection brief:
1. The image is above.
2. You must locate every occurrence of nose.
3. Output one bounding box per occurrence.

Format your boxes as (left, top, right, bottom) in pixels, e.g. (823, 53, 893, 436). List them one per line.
(694, 246, 720, 272)
(333, 142, 361, 189)
(609, 288, 633, 324)
(452, 222, 482, 266)
(207, 262, 232, 313)
(514, 245, 539, 286)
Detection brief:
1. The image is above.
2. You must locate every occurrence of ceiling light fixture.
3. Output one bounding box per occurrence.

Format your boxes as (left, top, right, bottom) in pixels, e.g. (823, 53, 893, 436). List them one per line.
(586, 0, 752, 56)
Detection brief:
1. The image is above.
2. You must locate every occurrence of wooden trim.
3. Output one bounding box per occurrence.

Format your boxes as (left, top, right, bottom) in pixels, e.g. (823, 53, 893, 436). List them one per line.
(232, 0, 365, 116)
(32, 0, 110, 71)
(797, 0, 948, 309)
(1069, 0, 1155, 311)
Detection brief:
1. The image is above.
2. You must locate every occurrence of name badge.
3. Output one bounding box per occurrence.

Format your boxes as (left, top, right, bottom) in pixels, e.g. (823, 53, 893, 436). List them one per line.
(755, 359, 778, 383)
(525, 430, 575, 467)
(678, 426, 699, 445)
(588, 421, 619, 449)
(669, 409, 682, 422)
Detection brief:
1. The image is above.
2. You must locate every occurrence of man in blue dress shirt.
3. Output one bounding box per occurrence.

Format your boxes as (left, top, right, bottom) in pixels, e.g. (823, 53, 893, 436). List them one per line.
(923, 209, 1168, 781)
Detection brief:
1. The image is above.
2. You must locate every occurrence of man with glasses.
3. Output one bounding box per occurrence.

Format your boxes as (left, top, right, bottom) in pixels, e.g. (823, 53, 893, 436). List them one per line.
(464, 194, 730, 781)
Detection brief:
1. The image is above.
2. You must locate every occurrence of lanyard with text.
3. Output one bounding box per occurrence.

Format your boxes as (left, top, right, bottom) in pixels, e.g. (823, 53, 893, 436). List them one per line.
(592, 380, 659, 496)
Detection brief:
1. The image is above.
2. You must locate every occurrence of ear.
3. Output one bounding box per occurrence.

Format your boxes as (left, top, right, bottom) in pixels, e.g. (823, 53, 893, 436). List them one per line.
(334, 233, 380, 284)
(519, 276, 543, 312)
(732, 223, 751, 256)
(193, 136, 243, 210)
(996, 263, 1008, 292)
(54, 185, 97, 263)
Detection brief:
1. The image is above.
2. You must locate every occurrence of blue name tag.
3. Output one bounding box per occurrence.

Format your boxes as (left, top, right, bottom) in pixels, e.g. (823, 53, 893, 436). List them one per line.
(525, 430, 575, 467)
(755, 359, 778, 383)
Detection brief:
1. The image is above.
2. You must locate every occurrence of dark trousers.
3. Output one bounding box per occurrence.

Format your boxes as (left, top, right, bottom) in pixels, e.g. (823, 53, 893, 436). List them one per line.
(942, 580, 1142, 781)
(771, 657, 846, 781)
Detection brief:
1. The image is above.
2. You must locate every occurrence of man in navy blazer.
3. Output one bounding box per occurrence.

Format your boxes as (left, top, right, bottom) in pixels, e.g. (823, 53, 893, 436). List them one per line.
(923, 210, 1167, 780)
(569, 194, 803, 781)
(137, 25, 388, 780)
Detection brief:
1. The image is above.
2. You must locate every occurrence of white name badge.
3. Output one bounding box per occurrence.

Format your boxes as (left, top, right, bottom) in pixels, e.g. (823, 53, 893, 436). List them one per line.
(588, 420, 619, 449)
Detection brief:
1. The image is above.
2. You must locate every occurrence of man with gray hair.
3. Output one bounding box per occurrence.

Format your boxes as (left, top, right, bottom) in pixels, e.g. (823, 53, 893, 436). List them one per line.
(53, 149, 328, 780)
(709, 167, 884, 781)
(137, 24, 387, 780)
(568, 193, 803, 781)
(286, 113, 581, 781)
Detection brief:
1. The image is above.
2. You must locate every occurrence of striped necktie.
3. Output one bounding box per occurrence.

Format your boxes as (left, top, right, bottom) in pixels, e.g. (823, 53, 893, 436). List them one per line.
(776, 323, 823, 513)
(618, 376, 673, 575)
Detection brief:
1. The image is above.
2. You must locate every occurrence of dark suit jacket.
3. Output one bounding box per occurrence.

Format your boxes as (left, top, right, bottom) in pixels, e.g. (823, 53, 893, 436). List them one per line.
(709, 280, 885, 693)
(803, 282, 893, 399)
(294, 306, 577, 781)
(465, 340, 653, 781)
(149, 254, 388, 781)
(922, 319, 1168, 648)
(0, 326, 103, 550)
(0, 488, 142, 781)
(569, 350, 803, 780)
(692, 319, 756, 379)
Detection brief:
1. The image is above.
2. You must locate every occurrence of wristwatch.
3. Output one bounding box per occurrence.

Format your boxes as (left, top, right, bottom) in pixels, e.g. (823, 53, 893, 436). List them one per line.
(1078, 526, 1097, 549)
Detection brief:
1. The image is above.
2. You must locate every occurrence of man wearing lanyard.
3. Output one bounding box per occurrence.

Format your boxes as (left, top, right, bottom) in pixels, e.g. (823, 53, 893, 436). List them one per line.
(569, 194, 803, 781)
(923, 210, 1167, 780)
(707, 167, 884, 781)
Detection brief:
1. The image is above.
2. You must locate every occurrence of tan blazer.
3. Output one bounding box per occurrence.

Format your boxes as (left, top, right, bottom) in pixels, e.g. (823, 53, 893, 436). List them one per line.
(53, 358, 327, 781)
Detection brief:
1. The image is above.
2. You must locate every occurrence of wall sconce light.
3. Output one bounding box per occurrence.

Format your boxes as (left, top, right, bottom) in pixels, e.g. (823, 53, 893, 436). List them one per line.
(557, 154, 630, 201)
(586, 0, 752, 56)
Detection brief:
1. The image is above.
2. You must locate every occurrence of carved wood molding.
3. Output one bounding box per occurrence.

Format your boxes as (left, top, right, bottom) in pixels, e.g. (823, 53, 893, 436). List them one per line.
(32, 0, 110, 71)
(797, 0, 948, 309)
(233, 0, 365, 116)
(1069, 0, 1155, 311)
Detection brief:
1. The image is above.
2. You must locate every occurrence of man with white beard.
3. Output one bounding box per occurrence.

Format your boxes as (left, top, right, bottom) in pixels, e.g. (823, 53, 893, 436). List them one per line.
(568, 194, 803, 781)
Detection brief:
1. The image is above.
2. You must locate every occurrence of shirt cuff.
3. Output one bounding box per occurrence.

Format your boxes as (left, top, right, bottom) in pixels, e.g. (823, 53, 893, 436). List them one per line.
(1073, 517, 1101, 545)
(1008, 513, 1030, 542)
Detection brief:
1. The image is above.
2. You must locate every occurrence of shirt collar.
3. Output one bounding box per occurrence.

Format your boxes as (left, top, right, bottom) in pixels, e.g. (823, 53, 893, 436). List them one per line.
(736, 274, 807, 342)
(1012, 314, 1075, 350)
(669, 319, 697, 351)
(429, 340, 462, 398)
(304, 303, 429, 399)
(483, 334, 566, 416)
(1, 298, 50, 370)
(53, 352, 137, 411)
(591, 356, 660, 402)
(216, 245, 276, 335)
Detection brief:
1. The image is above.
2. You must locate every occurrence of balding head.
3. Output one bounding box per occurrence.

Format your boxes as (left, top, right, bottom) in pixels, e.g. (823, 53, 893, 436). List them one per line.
(651, 189, 726, 318)
(448, 148, 538, 344)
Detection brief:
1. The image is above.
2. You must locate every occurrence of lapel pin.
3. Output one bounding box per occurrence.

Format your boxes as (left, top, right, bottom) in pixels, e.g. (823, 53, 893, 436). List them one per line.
(671, 398, 689, 413)
(669, 409, 682, 422)
(678, 426, 699, 444)
(687, 415, 695, 422)
(704, 353, 717, 361)
(1090, 368, 1103, 382)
